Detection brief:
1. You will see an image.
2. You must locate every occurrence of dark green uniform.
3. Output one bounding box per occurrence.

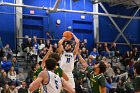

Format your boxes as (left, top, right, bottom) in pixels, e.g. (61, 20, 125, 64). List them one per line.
(54, 66, 63, 77)
(34, 67, 43, 77)
(133, 76, 140, 92)
(86, 66, 106, 93)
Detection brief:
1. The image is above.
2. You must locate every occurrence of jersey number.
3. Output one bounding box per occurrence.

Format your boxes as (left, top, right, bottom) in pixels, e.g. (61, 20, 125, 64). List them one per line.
(66, 58, 70, 63)
(55, 80, 58, 89)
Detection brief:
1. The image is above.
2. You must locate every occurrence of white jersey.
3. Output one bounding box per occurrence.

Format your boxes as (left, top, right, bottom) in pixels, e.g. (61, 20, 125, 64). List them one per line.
(41, 71, 62, 93)
(60, 51, 74, 72)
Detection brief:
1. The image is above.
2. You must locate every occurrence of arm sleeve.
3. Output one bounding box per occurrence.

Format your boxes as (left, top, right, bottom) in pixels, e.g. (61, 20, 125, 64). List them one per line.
(105, 81, 112, 89)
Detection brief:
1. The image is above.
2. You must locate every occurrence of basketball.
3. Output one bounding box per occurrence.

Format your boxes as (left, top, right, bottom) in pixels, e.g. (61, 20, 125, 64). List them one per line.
(63, 31, 73, 40)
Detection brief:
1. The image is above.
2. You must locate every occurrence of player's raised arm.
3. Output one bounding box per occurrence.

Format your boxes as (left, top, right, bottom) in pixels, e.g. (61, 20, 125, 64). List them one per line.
(29, 71, 44, 92)
(72, 33, 79, 55)
(77, 50, 88, 68)
(62, 78, 75, 93)
(62, 70, 69, 81)
(58, 37, 65, 55)
(41, 45, 53, 69)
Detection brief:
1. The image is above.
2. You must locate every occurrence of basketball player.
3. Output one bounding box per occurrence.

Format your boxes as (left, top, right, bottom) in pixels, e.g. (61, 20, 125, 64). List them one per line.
(77, 51, 107, 93)
(35, 45, 69, 81)
(29, 58, 75, 93)
(58, 33, 79, 88)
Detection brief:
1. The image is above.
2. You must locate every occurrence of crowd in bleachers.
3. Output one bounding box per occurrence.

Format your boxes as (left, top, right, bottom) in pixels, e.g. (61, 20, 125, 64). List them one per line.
(0, 36, 140, 93)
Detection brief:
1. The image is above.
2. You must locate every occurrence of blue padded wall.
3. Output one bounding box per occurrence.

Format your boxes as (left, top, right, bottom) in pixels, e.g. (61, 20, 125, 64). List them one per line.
(0, 0, 15, 49)
(23, 0, 94, 51)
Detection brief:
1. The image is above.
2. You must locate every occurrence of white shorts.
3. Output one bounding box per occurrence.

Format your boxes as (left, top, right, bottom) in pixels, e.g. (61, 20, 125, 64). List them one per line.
(65, 72, 75, 88)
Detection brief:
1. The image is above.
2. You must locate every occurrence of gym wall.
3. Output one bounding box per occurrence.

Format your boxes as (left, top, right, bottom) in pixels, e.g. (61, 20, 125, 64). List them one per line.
(23, 0, 94, 51)
(0, 0, 15, 49)
(99, 3, 140, 53)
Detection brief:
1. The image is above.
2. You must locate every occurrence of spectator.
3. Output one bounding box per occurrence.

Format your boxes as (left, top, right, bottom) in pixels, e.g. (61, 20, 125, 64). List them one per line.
(105, 63, 115, 78)
(16, 71, 25, 82)
(12, 57, 19, 74)
(113, 63, 121, 76)
(81, 48, 88, 59)
(90, 48, 99, 59)
(115, 51, 121, 58)
(97, 44, 103, 55)
(102, 57, 108, 64)
(53, 43, 58, 53)
(45, 40, 50, 50)
(18, 81, 28, 93)
(83, 39, 87, 47)
(0, 69, 4, 77)
(38, 48, 47, 62)
(103, 43, 110, 57)
(133, 61, 140, 92)
(1, 83, 10, 93)
(110, 43, 118, 57)
(9, 82, 18, 93)
(129, 51, 134, 58)
(116, 79, 125, 93)
(31, 36, 38, 61)
(87, 57, 94, 68)
(32, 36, 38, 54)
(122, 51, 131, 66)
(26, 65, 34, 86)
(1, 56, 12, 72)
(24, 38, 32, 53)
(80, 41, 86, 49)
(127, 59, 135, 78)
(124, 77, 134, 93)
(7, 66, 20, 86)
(3, 44, 13, 59)
(0, 71, 11, 87)
(133, 47, 139, 61)
(38, 39, 45, 51)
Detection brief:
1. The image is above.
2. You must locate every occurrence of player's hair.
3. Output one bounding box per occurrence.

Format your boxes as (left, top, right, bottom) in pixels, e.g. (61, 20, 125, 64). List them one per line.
(99, 62, 107, 74)
(48, 53, 60, 62)
(134, 61, 140, 75)
(45, 58, 57, 70)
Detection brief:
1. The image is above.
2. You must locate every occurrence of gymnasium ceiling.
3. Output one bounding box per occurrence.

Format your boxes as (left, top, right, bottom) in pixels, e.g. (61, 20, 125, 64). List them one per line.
(91, 0, 140, 9)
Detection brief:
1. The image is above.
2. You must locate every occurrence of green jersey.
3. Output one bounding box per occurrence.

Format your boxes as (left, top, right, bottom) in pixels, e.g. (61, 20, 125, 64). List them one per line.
(54, 66, 63, 77)
(86, 66, 106, 93)
(34, 67, 43, 78)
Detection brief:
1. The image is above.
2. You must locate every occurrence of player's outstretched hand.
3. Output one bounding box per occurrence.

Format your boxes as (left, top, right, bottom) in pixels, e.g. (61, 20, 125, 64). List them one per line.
(62, 37, 66, 40)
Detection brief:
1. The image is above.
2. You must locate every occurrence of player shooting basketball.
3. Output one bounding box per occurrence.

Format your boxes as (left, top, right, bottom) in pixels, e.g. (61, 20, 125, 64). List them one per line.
(58, 31, 79, 89)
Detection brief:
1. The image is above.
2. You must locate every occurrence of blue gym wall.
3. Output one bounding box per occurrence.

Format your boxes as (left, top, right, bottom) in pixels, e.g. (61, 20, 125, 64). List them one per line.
(1, 1, 140, 52)
(99, 3, 140, 53)
(23, 0, 94, 51)
(0, 0, 15, 49)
